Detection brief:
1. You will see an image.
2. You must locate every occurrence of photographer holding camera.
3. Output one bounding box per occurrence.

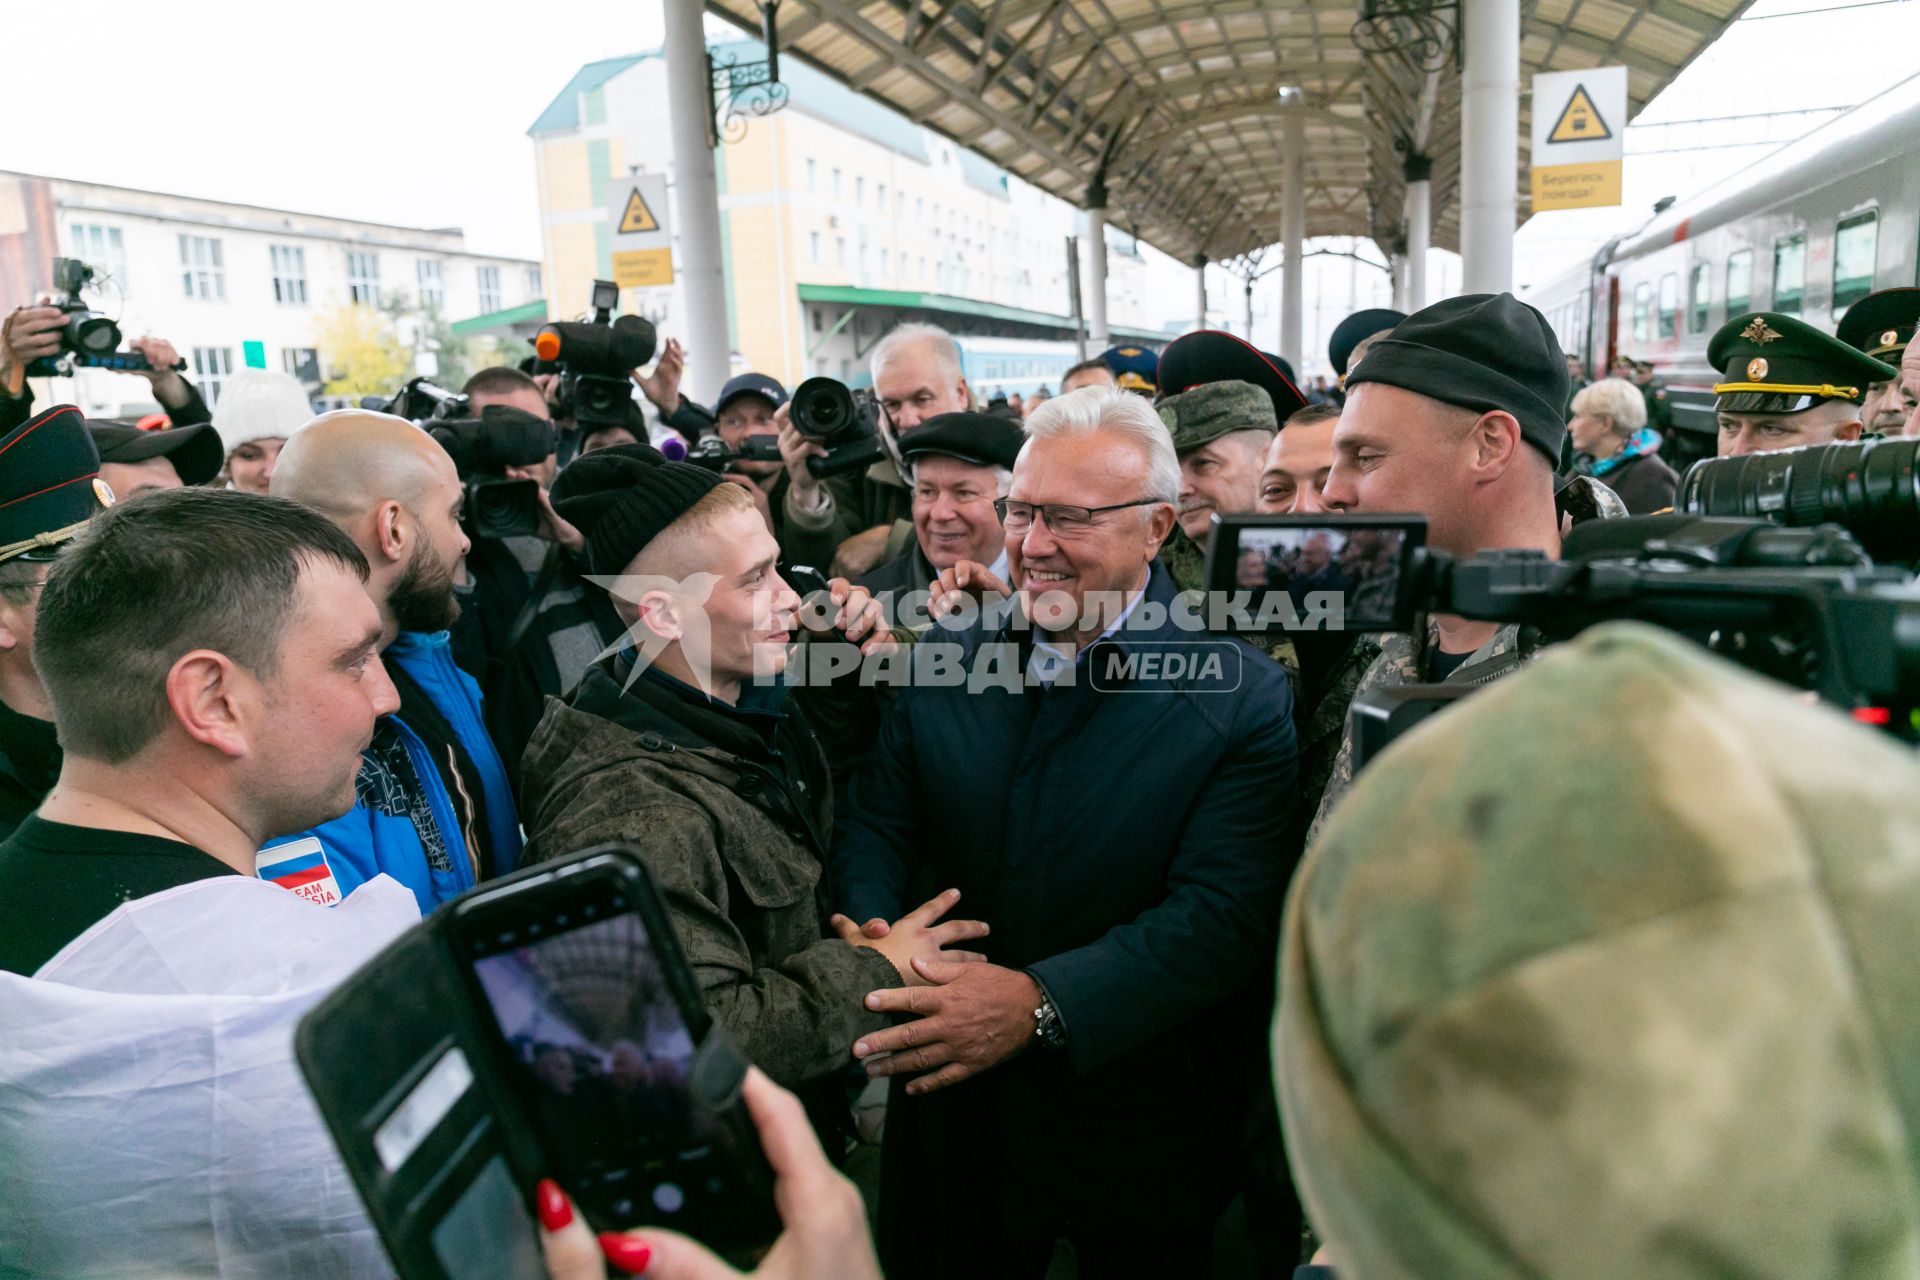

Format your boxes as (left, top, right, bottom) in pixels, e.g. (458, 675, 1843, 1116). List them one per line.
(780, 322, 973, 577)
(2, 305, 209, 436)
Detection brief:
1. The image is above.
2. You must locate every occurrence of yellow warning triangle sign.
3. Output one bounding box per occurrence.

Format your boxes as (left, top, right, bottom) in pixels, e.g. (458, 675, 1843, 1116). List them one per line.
(617, 187, 661, 234)
(1547, 85, 1612, 144)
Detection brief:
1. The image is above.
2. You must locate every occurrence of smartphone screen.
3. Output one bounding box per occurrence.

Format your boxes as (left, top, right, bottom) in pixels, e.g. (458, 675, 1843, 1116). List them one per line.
(460, 878, 764, 1238)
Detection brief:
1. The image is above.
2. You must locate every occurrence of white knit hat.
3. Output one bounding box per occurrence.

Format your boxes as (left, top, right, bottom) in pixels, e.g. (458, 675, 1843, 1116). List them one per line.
(212, 369, 314, 455)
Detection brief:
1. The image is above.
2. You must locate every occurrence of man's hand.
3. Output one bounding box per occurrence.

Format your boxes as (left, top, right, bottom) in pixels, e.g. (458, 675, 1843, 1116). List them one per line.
(803, 576, 895, 656)
(929, 559, 1012, 622)
(776, 402, 828, 507)
(0, 306, 65, 396)
(833, 887, 988, 986)
(505, 466, 587, 553)
(831, 524, 895, 579)
(854, 961, 1040, 1094)
(633, 337, 686, 412)
(124, 336, 192, 407)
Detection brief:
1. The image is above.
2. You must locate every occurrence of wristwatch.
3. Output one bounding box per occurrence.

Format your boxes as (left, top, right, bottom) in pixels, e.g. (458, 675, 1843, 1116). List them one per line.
(1032, 992, 1067, 1051)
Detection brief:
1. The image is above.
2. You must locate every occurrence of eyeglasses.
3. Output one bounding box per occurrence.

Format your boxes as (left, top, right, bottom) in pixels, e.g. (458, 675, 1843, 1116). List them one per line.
(993, 497, 1166, 538)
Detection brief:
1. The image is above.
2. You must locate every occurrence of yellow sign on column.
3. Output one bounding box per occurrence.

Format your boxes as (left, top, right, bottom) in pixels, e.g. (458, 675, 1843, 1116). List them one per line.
(612, 249, 674, 288)
(1531, 162, 1624, 212)
(1530, 66, 1627, 212)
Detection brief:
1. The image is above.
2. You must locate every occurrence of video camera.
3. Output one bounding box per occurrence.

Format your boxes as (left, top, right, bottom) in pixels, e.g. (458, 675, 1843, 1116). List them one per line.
(25, 258, 187, 378)
(671, 435, 783, 471)
(1206, 511, 1920, 763)
(533, 280, 655, 430)
(787, 377, 885, 478)
(1678, 436, 1919, 567)
(379, 377, 557, 541)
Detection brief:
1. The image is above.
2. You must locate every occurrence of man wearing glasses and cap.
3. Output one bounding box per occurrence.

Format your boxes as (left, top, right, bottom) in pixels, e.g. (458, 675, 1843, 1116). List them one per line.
(0, 406, 117, 839)
(1709, 312, 1893, 457)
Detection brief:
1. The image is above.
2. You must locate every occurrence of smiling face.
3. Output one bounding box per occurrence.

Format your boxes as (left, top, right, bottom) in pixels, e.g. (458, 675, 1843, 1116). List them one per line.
(1259, 416, 1337, 514)
(1176, 429, 1271, 541)
(1005, 429, 1174, 642)
(911, 454, 1005, 571)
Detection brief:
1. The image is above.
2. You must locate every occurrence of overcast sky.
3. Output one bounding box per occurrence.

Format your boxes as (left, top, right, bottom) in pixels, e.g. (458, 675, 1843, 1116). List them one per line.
(6, 0, 1912, 296)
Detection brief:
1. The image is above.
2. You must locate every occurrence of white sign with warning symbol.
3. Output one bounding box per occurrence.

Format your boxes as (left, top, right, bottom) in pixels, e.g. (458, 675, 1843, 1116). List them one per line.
(607, 173, 674, 288)
(1530, 65, 1627, 212)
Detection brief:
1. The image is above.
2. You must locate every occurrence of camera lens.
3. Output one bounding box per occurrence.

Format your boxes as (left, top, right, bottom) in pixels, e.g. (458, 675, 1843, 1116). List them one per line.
(68, 312, 120, 355)
(790, 377, 857, 442)
(1679, 437, 1920, 563)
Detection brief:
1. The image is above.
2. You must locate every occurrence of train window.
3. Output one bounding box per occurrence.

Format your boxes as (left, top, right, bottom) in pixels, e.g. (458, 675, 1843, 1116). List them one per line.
(1726, 250, 1754, 316)
(1773, 234, 1807, 314)
(1657, 274, 1678, 339)
(1833, 209, 1878, 312)
(1688, 264, 1710, 333)
(1632, 282, 1652, 341)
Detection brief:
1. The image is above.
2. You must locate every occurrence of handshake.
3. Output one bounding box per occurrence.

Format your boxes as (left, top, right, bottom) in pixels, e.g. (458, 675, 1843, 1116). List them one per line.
(828, 886, 986, 986)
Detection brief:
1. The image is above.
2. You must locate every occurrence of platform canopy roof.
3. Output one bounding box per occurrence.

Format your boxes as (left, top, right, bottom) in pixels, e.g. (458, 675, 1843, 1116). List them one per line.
(705, 0, 1751, 264)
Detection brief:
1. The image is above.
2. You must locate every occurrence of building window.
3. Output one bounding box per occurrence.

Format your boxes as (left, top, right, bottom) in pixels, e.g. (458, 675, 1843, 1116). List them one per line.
(881, 248, 890, 275)
(477, 265, 501, 313)
(916, 198, 925, 225)
(1631, 282, 1652, 341)
(416, 259, 445, 310)
(193, 346, 233, 404)
(836, 237, 847, 267)
(806, 158, 817, 191)
(282, 347, 320, 386)
(1833, 209, 1879, 312)
(1657, 272, 1678, 339)
(811, 307, 823, 333)
(1726, 249, 1754, 316)
(69, 224, 127, 293)
(832, 168, 843, 198)
(179, 235, 225, 301)
(1687, 263, 1710, 333)
(898, 192, 908, 218)
(810, 231, 822, 263)
(347, 250, 380, 306)
(1772, 233, 1807, 314)
(526, 265, 542, 298)
(878, 183, 887, 210)
(269, 244, 307, 306)
(856, 176, 866, 204)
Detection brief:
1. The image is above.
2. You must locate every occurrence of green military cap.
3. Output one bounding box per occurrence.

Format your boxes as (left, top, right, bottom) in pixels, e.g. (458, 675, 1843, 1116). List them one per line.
(1278, 621, 1920, 1280)
(1836, 287, 1920, 365)
(1708, 310, 1894, 415)
(1153, 378, 1276, 455)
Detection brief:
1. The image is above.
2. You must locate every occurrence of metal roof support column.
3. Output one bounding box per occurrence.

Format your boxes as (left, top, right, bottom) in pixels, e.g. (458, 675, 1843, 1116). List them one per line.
(1193, 256, 1208, 330)
(664, 0, 731, 404)
(1460, 0, 1518, 294)
(1279, 95, 1306, 371)
(1082, 171, 1113, 351)
(1404, 152, 1432, 310)
(1392, 255, 1410, 313)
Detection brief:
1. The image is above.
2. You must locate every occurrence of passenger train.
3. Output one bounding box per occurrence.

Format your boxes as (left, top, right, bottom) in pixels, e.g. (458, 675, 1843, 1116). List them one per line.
(1523, 71, 1920, 466)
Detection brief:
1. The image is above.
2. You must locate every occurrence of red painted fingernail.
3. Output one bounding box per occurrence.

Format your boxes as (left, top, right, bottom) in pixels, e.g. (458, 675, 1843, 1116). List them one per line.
(599, 1233, 653, 1273)
(535, 1179, 572, 1231)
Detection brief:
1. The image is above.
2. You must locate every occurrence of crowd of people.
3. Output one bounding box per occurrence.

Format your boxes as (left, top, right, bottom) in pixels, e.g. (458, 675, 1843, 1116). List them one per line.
(1, 274, 1919, 1280)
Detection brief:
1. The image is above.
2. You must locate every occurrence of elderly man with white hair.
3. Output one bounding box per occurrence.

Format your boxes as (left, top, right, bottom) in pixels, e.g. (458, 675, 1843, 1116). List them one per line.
(780, 321, 974, 577)
(1568, 376, 1679, 514)
(832, 385, 1298, 1279)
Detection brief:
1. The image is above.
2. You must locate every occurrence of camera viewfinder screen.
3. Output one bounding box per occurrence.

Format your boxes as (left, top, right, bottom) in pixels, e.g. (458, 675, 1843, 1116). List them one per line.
(472, 912, 720, 1193)
(1231, 525, 1408, 629)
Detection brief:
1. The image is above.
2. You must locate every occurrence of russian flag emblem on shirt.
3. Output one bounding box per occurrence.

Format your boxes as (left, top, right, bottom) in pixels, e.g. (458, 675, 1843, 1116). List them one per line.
(255, 837, 343, 906)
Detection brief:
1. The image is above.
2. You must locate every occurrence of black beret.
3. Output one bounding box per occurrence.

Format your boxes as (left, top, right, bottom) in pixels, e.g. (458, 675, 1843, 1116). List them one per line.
(1157, 330, 1307, 421)
(897, 411, 1025, 471)
(0, 405, 111, 564)
(550, 444, 722, 576)
(86, 421, 224, 488)
(1346, 293, 1569, 465)
(1836, 288, 1920, 364)
(1328, 308, 1407, 377)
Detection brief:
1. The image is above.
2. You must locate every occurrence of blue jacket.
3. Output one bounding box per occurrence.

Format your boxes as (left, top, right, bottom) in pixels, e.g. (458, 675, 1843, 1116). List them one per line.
(833, 560, 1298, 1235)
(257, 630, 522, 916)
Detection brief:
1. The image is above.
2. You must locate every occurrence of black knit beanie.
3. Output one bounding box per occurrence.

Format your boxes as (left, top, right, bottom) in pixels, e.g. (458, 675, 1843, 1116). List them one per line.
(550, 444, 726, 576)
(1345, 292, 1570, 464)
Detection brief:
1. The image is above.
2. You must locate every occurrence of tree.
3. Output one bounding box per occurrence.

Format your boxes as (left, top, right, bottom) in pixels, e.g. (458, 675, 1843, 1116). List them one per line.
(315, 303, 413, 400)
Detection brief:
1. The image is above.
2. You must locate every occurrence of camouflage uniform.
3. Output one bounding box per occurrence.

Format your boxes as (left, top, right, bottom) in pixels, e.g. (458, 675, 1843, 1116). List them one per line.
(1277, 621, 1920, 1279)
(1307, 474, 1628, 842)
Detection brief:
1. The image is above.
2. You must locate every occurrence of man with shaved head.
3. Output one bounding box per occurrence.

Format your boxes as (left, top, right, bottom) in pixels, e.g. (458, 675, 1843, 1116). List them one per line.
(267, 410, 522, 913)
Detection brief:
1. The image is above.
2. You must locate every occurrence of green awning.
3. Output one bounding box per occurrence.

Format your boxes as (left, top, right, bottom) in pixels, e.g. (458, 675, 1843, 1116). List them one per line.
(795, 285, 1164, 347)
(451, 300, 547, 336)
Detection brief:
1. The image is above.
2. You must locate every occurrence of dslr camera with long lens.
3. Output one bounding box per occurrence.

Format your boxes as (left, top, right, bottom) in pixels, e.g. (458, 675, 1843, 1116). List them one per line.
(1678, 436, 1920, 566)
(787, 377, 885, 478)
(533, 280, 655, 430)
(26, 258, 187, 378)
(382, 378, 557, 540)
